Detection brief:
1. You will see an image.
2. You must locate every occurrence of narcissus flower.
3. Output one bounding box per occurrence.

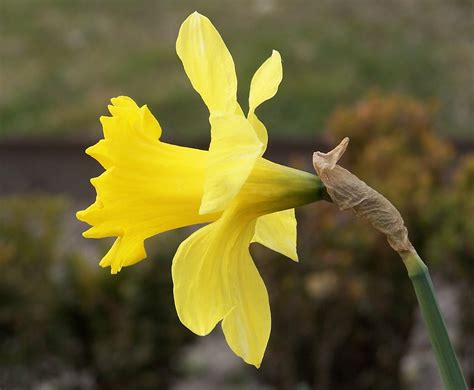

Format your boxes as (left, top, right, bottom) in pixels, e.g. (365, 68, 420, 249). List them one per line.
(77, 12, 324, 367)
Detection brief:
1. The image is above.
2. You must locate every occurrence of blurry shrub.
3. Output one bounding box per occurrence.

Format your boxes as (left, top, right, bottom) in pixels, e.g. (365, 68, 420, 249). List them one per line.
(0, 196, 68, 361)
(256, 92, 467, 389)
(424, 155, 474, 385)
(326, 92, 453, 220)
(448, 157, 474, 386)
(425, 155, 474, 275)
(0, 195, 191, 389)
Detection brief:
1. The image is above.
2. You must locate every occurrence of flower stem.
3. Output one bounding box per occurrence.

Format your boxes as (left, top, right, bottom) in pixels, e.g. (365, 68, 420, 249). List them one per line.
(312, 139, 468, 388)
(401, 250, 467, 390)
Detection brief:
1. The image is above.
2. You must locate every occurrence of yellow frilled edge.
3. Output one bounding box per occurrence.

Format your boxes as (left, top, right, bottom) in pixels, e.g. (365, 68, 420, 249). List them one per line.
(77, 12, 322, 368)
(76, 96, 219, 273)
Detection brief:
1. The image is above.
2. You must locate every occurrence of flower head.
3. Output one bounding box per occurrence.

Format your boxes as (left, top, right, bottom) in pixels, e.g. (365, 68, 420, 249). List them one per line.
(77, 12, 323, 367)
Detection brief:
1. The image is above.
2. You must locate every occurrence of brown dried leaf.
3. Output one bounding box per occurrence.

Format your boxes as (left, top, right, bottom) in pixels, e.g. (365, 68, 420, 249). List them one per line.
(313, 138, 413, 254)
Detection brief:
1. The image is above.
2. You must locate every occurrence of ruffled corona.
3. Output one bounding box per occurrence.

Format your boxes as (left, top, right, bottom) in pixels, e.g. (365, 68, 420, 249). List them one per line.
(77, 12, 324, 368)
(76, 97, 218, 273)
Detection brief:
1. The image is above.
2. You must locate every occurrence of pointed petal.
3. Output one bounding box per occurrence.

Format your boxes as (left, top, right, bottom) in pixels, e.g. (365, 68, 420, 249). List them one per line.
(248, 50, 283, 112)
(247, 50, 282, 148)
(176, 12, 237, 113)
(221, 250, 271, 368)
(252, 208, 299, 261)
(172, 211, 270, 367)
(172, 223, 234, 336)
(199, 113, 263, 215)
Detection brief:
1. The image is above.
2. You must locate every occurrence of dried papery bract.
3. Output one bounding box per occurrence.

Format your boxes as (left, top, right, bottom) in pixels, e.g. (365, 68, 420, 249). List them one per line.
(312, 137, 413, 254)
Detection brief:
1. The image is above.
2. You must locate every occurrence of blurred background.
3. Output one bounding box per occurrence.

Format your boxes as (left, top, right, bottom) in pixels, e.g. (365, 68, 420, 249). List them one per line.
(1, 0, 473, 389)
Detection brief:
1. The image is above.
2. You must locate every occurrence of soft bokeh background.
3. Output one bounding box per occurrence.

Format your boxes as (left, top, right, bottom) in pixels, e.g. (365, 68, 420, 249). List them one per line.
(1, 1, 473, 389)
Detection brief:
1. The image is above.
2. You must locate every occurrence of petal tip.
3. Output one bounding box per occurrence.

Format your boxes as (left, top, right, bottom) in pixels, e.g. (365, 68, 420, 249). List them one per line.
(185, 10, 206, 26)
(289, 246, 299, 262)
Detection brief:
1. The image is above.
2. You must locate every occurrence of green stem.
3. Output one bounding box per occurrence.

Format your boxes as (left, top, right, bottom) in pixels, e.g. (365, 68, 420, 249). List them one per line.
(401, 251, 467, 390)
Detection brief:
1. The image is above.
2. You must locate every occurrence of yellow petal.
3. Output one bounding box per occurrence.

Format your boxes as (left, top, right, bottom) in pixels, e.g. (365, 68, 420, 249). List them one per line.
(252, 208, 299, 261)
(77, 97, 219, 272)
(248, 112, 268, 151)
(249, 50, 282, 111)
(172, 223, 233, 336)
(172, 208, 270, 367)
(199, 113, 263, 215)
(221, 251, 270, 368)
(176, 12, 237, 113)
(247, 50, 282, 147)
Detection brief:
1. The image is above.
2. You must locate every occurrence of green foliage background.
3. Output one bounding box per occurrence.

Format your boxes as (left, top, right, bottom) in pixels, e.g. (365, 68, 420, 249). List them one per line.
(1, 0, 473, 140)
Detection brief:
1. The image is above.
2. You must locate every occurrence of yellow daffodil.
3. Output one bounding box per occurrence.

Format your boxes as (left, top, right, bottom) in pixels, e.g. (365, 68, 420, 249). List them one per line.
(77, 12, 324, 367)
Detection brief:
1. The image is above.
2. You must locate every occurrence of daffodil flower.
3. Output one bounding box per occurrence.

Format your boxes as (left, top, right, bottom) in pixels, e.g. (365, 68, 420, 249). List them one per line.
(77, 12, 324, 367)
